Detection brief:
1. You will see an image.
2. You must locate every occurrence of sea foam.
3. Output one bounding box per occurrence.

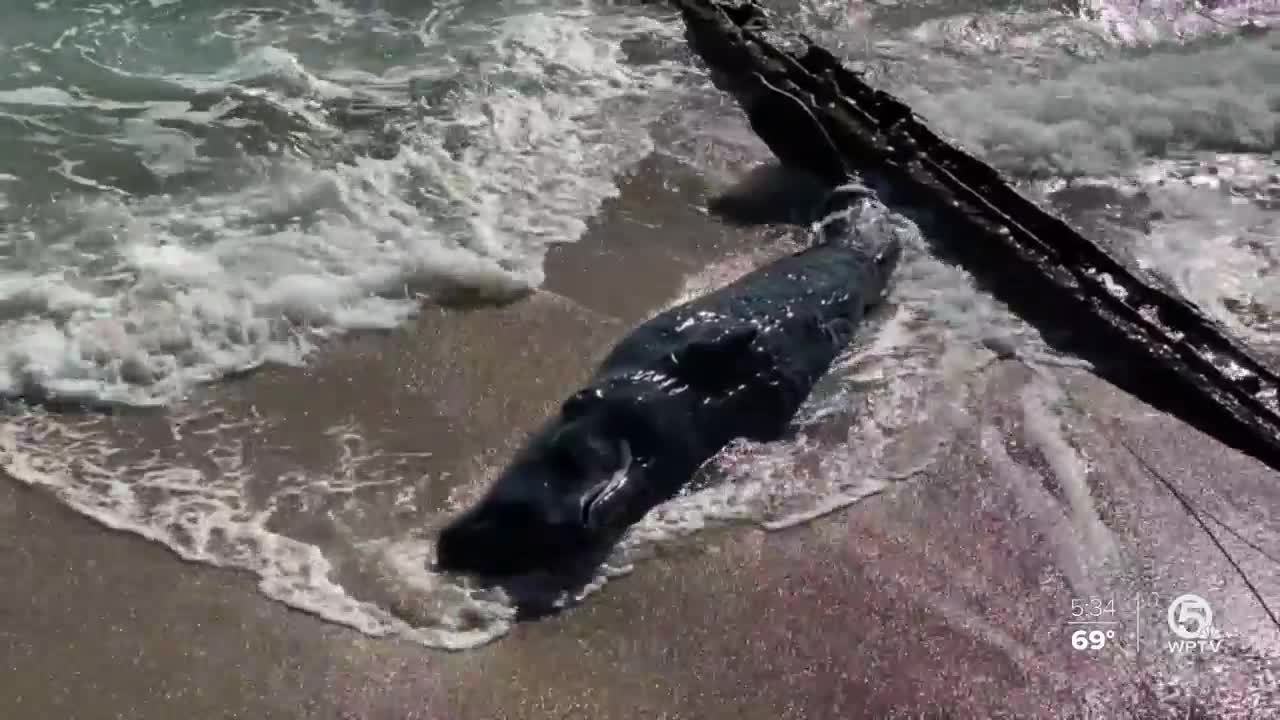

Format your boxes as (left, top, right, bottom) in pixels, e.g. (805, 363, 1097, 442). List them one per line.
(0, 4, 685, 406)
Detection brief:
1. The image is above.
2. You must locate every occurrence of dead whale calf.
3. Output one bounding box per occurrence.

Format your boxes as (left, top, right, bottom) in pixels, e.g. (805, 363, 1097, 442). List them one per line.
(435, 184, 905, 576)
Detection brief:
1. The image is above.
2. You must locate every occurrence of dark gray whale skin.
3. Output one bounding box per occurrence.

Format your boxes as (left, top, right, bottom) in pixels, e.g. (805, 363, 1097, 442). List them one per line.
(436, 185, 903, 576)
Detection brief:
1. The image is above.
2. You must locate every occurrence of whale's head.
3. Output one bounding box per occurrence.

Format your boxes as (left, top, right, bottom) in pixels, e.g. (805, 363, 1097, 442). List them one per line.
(436, 387, 653, 576)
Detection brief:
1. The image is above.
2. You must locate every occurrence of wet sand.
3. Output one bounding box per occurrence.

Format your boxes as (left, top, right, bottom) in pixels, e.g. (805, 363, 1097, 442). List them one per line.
(3, 152, 1280, 719)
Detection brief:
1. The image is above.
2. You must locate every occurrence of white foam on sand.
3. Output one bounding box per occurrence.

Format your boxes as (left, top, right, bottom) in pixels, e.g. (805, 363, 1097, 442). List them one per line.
(0, 3, 686, 407)
(1130, 155, 1280, 346)
(0, 405, 519, 650)
(1042, 154, 1280, 347)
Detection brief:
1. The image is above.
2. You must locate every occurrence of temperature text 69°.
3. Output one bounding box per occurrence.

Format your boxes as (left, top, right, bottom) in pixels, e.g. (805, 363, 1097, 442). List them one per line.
(1071, 629, 1115, 651)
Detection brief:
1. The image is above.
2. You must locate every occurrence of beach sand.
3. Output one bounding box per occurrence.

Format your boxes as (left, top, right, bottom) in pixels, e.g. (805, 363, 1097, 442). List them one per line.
(3, 153, 1279, 719)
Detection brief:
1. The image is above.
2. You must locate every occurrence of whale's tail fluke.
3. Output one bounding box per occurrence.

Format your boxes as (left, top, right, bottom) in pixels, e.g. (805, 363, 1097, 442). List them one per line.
(811, 181, 876, 242)
(814, 181, 900, 246)
(811, 182, 905, 308)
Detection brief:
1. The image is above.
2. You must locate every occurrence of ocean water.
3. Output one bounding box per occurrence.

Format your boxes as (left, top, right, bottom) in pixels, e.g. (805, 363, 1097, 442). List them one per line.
(0, 0, 690, 405)
(2, 0, 1278, 654)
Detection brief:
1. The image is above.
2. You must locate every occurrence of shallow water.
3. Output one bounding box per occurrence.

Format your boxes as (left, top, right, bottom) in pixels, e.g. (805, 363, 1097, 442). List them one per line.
(2, 0, 1278, 658)
(0, 0, 691, 405)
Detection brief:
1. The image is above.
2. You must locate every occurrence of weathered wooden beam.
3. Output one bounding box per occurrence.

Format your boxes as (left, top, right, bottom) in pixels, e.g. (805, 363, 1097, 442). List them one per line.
(672, 0, 1280, 473)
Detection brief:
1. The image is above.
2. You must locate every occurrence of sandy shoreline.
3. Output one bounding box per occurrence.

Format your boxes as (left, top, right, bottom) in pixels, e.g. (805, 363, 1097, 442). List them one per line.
(4, 149, 1280, 718)
(6, 365, 1279, 719)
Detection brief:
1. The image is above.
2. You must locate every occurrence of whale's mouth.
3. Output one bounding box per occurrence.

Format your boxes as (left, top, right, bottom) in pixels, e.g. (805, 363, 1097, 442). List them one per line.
(579, 440, 633, 530)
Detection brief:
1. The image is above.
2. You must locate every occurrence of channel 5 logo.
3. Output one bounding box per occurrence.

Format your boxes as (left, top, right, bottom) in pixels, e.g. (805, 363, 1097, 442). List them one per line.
(1166, 593, 1223, 653)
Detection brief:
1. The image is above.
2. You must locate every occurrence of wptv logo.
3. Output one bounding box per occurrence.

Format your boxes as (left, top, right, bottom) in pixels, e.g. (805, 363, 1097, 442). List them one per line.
(1165, 593, 1224, 654)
